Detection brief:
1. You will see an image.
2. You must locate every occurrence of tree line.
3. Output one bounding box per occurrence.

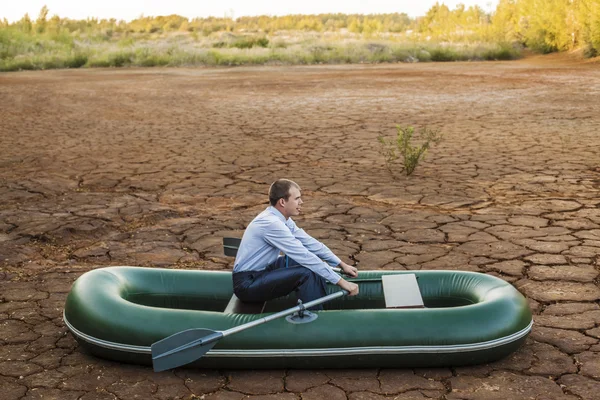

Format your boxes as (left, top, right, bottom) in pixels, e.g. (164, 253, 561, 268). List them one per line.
(2, 1, 600, 56)
(2, 7, 415, 36)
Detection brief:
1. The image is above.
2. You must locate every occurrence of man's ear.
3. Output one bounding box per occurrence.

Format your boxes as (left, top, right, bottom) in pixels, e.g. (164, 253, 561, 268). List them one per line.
(278, 198, 285, 207)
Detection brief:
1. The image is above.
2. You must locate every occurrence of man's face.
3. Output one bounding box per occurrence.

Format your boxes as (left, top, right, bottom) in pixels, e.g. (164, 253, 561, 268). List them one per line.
(281, 186, 303, 219)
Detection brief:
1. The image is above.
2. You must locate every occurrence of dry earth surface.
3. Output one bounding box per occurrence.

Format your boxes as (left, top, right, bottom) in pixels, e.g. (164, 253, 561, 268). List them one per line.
(1, 55, 600, 399)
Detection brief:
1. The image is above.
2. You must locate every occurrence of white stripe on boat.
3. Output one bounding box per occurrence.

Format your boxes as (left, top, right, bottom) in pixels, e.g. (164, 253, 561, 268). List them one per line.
(63, 312, 533, 357)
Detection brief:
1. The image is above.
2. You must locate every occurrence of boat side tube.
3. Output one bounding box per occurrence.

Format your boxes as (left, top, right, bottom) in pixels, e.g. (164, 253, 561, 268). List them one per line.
(64, 267, 533, 368)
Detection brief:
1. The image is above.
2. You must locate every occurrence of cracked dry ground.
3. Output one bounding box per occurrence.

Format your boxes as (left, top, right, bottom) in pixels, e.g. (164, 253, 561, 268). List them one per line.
(1, 58, 600, 400)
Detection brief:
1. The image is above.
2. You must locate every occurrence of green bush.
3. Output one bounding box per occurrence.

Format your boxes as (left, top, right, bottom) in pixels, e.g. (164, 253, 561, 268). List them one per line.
(480, 43, 520, 60)
(583, 44, 598, 58)
(0, 57, 35, 71)
(525, 31, 557, 54)
(390, 47, 411, 61)
(269, 39, 288, 49)
(255, 37, 269, 47)
(378, 125, 443, 177)
(138, 53, 170, 66)
(40, 56, 62, 69)
(108, 51, 132, 67)
(65, 53, 88, 68)
(118, 36, 135, 47)
(490, 46, 514, 60)
(231, 36, 269, 49)
(429, 47, 459, 61)
(87, 51, 133, 67)
(48, 31, 75, 46)
(86, 57, 111, 68)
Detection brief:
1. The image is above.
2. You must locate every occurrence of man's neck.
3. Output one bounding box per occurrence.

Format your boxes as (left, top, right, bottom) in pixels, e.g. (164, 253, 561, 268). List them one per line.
(272, 205, 289, 220)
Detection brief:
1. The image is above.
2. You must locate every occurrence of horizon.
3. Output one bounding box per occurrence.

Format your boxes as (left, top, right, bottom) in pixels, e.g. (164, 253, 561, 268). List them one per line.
(2, 1, 499, 23)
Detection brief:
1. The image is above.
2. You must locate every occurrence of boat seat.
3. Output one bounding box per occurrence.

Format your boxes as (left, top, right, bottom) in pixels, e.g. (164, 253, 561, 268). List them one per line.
(223, 238, 266, 314)
(224, 294, 266, 314)
(382, 274, 425, 309)
(223, 237, 241, 257)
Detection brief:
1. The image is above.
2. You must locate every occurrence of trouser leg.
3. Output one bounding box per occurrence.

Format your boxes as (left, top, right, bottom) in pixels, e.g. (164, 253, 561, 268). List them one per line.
(233, 257, 328, 310)
(281, 258, 328, 309)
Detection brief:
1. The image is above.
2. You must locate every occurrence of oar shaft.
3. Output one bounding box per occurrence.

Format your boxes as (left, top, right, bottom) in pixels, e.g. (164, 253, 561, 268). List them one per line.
(223, 290, 348, 337)
(333, 269, 383, 283)
(301, 289, 348, 309)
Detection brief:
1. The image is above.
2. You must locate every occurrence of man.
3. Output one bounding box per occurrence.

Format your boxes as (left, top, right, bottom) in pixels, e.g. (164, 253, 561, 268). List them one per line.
(233, 179, 359, 310)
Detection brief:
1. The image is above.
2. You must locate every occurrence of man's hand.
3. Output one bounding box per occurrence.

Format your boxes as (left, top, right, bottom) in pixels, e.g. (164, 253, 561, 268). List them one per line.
(337, 278, 359, 296)
(338, 261, 358, 278)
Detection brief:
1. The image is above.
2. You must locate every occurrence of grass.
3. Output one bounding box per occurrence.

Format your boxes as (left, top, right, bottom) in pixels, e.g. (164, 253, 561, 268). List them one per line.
(0, 30, 522, 72)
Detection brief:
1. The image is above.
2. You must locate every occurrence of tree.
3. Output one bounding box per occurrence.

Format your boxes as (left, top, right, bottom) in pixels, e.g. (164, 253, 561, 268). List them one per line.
(363, 17, 383, 36)
(36, 5, 49, 34)
(576, 0, 600, 55)
(179, 20, 190, 32)
(348, 17, 362, 33)
(491, 0, 520, 42)
(47, 15, 61, 34)
(19, 13, 33, 33)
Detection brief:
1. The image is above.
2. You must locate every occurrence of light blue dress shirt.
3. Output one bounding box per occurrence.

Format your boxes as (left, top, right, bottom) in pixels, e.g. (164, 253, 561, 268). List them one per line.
(233, 206, 341, 284)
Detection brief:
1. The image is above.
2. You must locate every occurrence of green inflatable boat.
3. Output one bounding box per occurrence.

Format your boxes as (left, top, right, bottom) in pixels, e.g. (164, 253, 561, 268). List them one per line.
(63, 267, 532, 369)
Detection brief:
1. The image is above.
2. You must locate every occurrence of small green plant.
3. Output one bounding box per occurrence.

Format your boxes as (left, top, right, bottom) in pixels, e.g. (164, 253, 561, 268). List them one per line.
(377, 125, 443, 177)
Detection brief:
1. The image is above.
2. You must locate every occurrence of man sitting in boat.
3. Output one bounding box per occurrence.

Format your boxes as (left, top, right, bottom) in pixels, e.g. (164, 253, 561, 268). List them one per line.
(232, 179, 359, 309)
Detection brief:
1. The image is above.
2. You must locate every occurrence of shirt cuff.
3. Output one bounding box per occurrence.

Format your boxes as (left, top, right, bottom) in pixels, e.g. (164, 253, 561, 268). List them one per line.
(327, 255, 342, 267)
(327, 273, 341, 284)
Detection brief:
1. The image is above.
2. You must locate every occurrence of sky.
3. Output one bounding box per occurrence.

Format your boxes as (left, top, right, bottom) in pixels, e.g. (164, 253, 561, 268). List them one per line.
(2, 1, 499, 22)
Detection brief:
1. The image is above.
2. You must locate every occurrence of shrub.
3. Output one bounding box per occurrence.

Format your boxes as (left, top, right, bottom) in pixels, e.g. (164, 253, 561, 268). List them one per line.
(108, 51, 132, 67)
(65, 53, 88, 68)
(231, 36, 269, 49)
(269, 39, 288, 49)
(86, 57, 111, 68)
(255, 37, 269, 48)
(377, 125, 443, 177)
(118, 36, 135, 47)
(138, 53, 170, 67)
(87, 51, 133, 67)
(0, 57, 35, 71)
(50, 31, 75, 46)
(583, 44, 598, 58)
(429, 47, 459, 62)
(482, 43, 520, 60)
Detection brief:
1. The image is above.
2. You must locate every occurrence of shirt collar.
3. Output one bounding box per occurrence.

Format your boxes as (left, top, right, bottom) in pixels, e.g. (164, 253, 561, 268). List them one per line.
(267, 206, 287, 222)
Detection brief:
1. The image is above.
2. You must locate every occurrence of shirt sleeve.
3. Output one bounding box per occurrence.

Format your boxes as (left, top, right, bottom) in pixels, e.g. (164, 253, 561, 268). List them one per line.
(287, 218, 342, 267)
(263, 220, 341, 284)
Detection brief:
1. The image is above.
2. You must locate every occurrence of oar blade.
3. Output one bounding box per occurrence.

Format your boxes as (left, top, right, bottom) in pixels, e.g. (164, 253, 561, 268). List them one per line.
(151, 328, 214, 356)
(151, 328, 222, 372)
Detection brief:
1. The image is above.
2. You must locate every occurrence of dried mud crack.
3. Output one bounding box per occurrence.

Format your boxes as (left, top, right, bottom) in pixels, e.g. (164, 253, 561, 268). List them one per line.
(1, 59, 600, 399)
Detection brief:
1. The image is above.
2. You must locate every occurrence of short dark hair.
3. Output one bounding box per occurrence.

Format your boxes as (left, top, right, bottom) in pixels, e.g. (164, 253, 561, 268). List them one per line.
(269, 179, 300, 206)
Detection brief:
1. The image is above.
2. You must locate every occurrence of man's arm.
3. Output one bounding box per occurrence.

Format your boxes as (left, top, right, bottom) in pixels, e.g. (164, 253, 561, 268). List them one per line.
(263, 221, 342, 284)
(265, 224, 359, 296)
(288, 219, 358, 278)
(337, 261, 359, 278)
(287, 220, 340, 265)
(337, 278, 359, 296)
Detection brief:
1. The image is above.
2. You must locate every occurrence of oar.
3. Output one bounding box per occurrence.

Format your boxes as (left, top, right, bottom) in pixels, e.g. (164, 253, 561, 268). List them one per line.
(151, 289, 349, 372)
(332, 268, 383, 283)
